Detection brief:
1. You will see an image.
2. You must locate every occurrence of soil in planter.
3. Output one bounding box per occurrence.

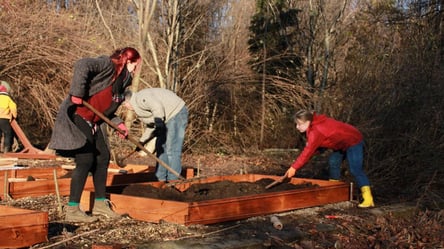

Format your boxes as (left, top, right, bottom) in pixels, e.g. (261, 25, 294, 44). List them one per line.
(121, 178, 319, 202)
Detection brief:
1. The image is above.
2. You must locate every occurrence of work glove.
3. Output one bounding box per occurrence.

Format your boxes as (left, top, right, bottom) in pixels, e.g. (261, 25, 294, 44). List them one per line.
(70, 95, 83, 105)
(154, 117, 165, 129)
(117, 123, 128, 139)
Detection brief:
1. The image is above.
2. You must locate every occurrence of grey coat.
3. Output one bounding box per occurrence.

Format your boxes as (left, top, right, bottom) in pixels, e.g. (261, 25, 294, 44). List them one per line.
(49, 56, 123, 151)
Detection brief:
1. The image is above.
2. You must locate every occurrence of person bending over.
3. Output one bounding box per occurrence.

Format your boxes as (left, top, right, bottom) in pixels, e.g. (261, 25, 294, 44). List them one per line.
(284, 109, 374, 208)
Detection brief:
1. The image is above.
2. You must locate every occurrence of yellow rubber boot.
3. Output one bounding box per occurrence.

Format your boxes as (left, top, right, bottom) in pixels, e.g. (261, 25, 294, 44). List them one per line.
(358, 186, 375, 208)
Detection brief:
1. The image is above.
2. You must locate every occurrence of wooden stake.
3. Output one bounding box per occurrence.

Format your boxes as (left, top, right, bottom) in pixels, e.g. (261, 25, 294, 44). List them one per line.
(53, 169, 63, 215)
(3, 171, 7, 200)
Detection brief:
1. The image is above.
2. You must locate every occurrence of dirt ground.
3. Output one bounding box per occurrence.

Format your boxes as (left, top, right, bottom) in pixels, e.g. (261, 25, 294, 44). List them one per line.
(3, 152, 444, 249)
(121, 179, 318, 202)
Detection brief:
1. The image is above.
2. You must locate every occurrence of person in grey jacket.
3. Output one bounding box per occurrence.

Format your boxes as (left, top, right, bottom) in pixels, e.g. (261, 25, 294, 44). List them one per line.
(49, 47, 141, 223)
(124, 88, 188, 181)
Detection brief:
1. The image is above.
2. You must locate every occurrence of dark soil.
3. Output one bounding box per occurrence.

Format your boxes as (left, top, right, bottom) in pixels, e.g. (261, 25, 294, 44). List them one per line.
(121, 179, 318, 201)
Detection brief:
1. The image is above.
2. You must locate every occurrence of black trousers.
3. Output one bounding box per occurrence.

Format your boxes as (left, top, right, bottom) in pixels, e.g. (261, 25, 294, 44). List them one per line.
(0, 118, 13, 151)
(69, 115, 110, 203)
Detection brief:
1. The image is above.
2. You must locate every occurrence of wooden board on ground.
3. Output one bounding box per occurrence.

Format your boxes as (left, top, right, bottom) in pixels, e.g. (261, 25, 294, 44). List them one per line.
(0, 166, 157, 200)
(1, 165, 193, 200)
(3, 172, 159, 200)
(0, 205, 48, 248)
(0, 157, 18, 167)
(80, 174, 350, 225)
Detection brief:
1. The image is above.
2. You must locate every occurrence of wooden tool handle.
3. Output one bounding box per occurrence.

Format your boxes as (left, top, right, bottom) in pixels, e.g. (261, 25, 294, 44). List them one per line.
(82, 101, 184, 180)
(265, 175, 287, 189)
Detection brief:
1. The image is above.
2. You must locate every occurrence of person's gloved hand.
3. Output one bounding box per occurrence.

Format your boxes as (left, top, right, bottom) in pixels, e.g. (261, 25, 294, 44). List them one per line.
(154, 117, 165, 129)
(285, 167, 297, 178)
(117, 123, 128, 139)
(71, 95, 83, 105)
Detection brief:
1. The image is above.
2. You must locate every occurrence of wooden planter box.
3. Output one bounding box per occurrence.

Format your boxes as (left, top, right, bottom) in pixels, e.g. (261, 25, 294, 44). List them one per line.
(80, 174, 350, 225)
(1, 167, 67, 200)
(0, 205, 48, 248)
(0, 165, 154, 200)
(1, 165, 192, 200)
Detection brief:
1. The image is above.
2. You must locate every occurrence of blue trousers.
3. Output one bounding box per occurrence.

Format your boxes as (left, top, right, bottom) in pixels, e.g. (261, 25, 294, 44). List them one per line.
(155, 107, 188, 181)
(328, 141, 370, 188)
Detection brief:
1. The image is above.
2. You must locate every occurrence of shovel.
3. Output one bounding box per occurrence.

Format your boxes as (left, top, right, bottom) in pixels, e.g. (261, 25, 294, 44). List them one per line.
(115, 149, 138, 167)
(265, 175, 288, 190)
(115, 134, 156, 167)
(82, 101, 185, 180)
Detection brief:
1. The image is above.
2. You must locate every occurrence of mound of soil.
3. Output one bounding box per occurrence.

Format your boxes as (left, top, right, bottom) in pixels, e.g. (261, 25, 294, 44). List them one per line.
(121, 179, 318, 202)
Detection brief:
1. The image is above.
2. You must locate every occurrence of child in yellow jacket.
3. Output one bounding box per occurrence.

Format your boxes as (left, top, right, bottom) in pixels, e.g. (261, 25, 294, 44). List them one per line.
(0, 84, 17, 152)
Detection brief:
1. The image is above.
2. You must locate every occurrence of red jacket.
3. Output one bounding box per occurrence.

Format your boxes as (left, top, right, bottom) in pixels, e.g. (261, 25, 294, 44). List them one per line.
(291, 113, 363, 170)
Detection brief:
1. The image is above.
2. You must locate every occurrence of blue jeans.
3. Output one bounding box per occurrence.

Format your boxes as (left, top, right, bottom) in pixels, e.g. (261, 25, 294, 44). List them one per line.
(328, 141, 370, 188)
(156, 106, 188, 181)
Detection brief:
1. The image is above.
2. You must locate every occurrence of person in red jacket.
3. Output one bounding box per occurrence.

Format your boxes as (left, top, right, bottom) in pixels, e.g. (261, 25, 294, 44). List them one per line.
(284, 109, 374, 208)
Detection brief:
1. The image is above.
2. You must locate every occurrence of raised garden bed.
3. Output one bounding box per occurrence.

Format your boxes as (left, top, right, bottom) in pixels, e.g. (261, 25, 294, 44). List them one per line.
(0, 205, 48, 248)
(80, 174, 350, 225)
(1, 164, 191, 200)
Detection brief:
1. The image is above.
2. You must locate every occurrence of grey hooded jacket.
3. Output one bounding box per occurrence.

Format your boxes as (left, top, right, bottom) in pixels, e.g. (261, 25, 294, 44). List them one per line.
(129, 88, 185, 142)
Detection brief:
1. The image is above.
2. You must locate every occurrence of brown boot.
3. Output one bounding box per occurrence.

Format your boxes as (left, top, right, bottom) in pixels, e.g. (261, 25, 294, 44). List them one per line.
(64, 205, 98, 223)
(92, 199, 121, 219)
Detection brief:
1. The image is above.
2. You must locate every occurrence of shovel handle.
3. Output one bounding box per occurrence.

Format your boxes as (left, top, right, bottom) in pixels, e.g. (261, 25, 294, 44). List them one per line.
(82, 101, 185, 180)
(265, 175, 287, 189)
(116, 134, 156, 167)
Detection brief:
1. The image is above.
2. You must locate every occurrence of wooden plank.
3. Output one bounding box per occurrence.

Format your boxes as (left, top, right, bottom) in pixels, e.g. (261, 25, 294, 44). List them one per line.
(0, 167, 68, 180)
(0, 157, 19, 161)
(61, 165, 129, 174)
(4, 172, 158, 199)
(2, 152, 57, 160)
(0, 161, 17, 167)
(81, 191, 190, 224)
(186, 184, 349, 225)
(0, 167, 68, 200)
(119, 164, 154, 173)
(0, 205, 48, 248)
(8, 178, 72, 198)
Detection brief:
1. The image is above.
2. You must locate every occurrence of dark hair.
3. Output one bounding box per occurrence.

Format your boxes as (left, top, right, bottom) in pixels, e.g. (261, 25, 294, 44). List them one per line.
(110, 47, 141, 81)
(293, 109, 314, 122)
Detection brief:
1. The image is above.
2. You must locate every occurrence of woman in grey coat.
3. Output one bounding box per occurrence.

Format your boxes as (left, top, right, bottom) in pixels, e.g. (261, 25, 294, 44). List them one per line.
(49, 47, 141, 223)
